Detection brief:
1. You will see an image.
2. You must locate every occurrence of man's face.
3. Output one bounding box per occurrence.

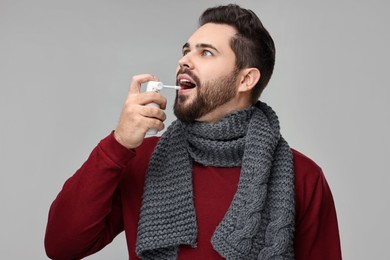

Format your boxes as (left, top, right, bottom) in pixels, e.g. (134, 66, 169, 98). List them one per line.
(174, 23, 240, 123)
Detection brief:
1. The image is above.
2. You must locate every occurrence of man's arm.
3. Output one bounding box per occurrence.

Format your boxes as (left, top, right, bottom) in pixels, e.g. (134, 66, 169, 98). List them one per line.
(45, 74, 169, 259)
(44, 133, 133, 259)
(293, 150, 342, 260)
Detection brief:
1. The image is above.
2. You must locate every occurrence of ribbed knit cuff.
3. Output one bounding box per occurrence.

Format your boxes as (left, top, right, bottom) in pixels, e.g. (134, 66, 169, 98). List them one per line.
(98, 131, 135, 167)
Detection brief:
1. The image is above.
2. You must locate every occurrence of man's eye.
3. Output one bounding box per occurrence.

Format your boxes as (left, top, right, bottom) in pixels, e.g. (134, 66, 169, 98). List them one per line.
(202, 50, 213, 57)
(182, 50, 190, 56)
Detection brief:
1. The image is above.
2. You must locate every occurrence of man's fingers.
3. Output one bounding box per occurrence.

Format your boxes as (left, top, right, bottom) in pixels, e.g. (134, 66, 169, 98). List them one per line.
(142, 91, 168, 109)
(128, 74, 159, 94)
(139, 105, 167, 121)
(126, 91, 167, 110)
(144, 117, 165, 133)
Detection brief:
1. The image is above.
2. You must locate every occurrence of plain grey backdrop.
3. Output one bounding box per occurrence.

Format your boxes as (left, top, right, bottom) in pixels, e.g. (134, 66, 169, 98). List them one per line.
(1, 0, 389, 259)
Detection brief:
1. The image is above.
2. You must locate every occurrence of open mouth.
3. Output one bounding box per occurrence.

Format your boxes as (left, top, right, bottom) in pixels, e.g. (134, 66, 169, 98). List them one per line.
(178, 79, 197, 90)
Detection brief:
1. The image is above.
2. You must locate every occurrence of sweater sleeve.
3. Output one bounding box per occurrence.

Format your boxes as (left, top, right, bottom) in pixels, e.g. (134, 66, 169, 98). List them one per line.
(293, 150, 342, 260)
(45, 132, 134, 259)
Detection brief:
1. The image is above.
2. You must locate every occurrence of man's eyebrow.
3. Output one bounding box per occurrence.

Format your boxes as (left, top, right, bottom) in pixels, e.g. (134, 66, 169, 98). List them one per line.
(182, 42, 190, 49)
(182, 42, 220, 53)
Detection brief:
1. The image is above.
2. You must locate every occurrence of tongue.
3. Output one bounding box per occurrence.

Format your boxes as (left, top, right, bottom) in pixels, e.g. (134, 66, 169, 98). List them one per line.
(181, 82, 196, 89)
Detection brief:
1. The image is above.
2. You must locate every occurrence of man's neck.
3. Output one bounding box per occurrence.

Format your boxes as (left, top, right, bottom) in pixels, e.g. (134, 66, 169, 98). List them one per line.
(196, 98, 252, 123)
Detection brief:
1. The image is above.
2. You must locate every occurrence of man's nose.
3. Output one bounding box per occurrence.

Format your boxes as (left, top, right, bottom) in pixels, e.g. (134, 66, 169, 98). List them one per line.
(178, 54, 194, 70)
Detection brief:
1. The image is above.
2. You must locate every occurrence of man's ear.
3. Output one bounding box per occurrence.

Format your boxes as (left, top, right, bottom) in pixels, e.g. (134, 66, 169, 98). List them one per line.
(237, 68, 261, 93)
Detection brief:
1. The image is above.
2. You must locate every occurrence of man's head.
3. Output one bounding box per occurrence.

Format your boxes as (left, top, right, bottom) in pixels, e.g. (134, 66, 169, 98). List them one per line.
(200, 4, 275, 103)
(174, 4, 275, 123)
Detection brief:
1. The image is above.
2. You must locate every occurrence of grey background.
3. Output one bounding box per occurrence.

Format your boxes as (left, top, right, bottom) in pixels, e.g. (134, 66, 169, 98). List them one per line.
(1, 0, 389, 259)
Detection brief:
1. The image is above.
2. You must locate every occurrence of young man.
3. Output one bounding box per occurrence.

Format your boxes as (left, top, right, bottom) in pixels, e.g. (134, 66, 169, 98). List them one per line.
(45, 4, 341, 260)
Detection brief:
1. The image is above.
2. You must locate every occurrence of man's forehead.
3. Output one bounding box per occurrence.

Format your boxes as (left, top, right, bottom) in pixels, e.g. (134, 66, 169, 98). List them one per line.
(185, 23, 237, 49)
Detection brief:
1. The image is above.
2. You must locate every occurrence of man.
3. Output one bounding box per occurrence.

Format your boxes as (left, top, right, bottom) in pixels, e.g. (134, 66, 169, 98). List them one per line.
(45, 4, 342, 260)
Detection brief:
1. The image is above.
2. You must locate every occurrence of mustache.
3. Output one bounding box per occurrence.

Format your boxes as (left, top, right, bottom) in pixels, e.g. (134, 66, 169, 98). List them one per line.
(176, 68, 201, 86)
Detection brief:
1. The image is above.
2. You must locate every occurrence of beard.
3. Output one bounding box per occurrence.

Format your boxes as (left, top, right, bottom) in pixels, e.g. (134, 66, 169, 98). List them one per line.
(174, 68, 240, 123)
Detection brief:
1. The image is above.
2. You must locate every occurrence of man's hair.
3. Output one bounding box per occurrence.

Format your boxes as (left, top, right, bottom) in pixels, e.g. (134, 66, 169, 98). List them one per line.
(199, 4, 275, 103)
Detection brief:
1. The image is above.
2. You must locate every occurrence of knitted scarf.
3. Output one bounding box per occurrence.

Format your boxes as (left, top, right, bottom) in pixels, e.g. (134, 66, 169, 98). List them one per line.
(136, 101, 295, 259)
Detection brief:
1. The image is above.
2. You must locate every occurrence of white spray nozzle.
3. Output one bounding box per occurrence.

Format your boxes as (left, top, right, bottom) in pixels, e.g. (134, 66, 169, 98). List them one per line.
(145, 81, 180, 92)
(162, 85, 181, 90)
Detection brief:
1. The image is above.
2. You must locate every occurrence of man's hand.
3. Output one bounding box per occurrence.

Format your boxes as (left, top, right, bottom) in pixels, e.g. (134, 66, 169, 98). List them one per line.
(114, 74, 167, 149)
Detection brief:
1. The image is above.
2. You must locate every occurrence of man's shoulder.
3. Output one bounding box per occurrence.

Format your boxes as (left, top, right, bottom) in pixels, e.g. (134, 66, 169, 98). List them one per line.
(291, 149, 325, 183)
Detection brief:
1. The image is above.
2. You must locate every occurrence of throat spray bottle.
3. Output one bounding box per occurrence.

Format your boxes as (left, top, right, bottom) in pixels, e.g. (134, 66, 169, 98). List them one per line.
(145, 81, 180, 135)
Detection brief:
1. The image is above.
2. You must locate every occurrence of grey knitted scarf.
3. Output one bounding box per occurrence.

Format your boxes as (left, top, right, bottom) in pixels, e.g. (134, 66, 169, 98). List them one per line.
(136, 101, 295, 259)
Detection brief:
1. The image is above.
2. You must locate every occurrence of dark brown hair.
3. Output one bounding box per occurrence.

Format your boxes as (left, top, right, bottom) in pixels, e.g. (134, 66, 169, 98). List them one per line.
(199, 4, 275, 103)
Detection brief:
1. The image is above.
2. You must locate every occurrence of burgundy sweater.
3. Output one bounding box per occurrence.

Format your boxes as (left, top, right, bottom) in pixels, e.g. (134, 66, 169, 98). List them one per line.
(45, 132, 342, 259)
